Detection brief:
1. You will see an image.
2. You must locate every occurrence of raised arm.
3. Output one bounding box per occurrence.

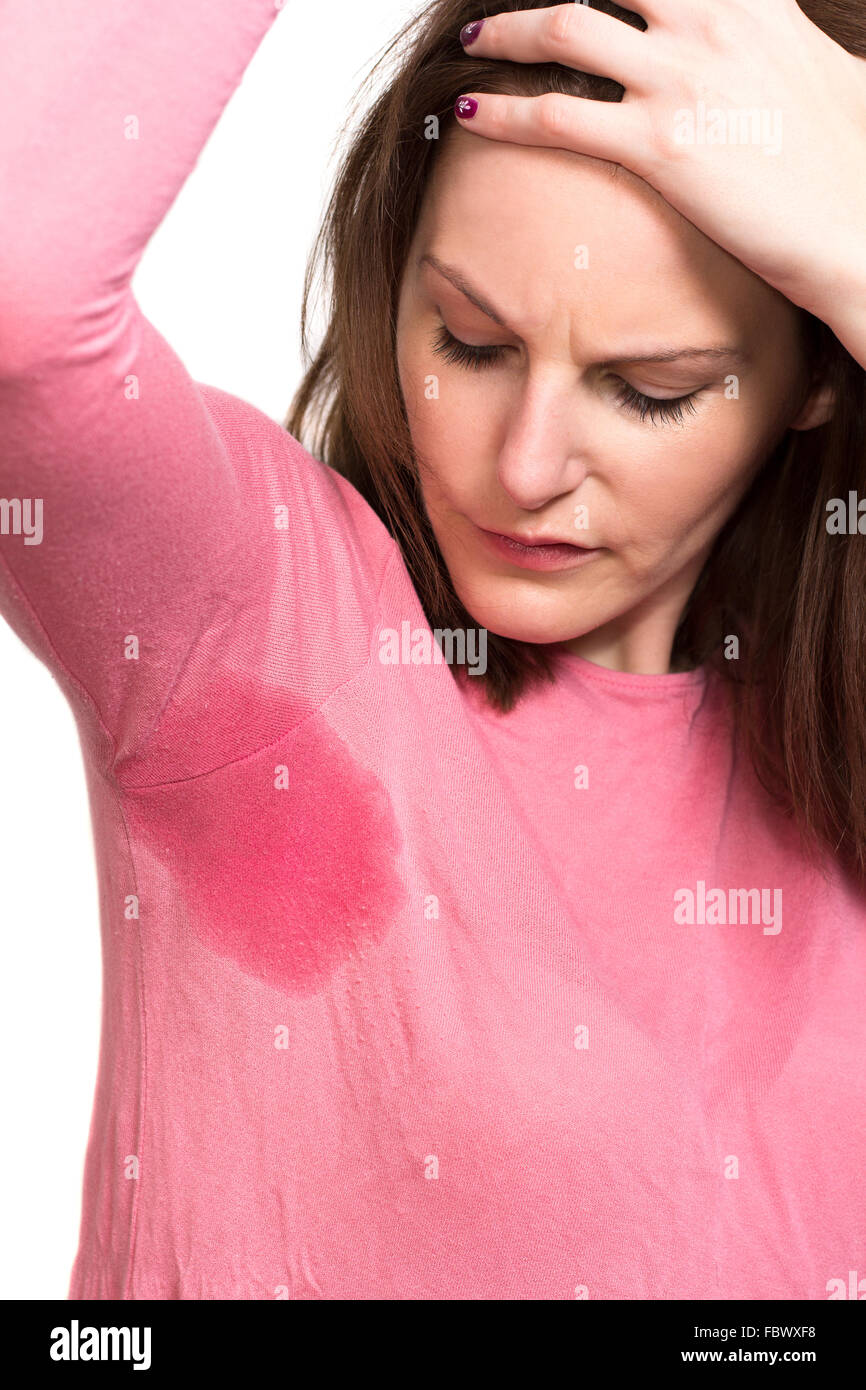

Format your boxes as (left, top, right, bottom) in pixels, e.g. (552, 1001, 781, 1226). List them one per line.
(0, 0, 284, 769)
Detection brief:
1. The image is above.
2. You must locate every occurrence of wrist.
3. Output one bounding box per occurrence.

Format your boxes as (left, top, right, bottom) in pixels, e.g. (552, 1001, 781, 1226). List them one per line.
(789, 248, 866, 370)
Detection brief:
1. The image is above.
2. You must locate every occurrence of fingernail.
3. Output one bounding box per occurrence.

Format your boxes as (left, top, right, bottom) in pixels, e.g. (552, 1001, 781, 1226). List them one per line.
(460, 20, 484, 47)
(454, 95, 479, 120)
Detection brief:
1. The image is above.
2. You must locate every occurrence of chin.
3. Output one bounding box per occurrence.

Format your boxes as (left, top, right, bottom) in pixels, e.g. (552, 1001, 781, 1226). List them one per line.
(453, 582, 599, 648)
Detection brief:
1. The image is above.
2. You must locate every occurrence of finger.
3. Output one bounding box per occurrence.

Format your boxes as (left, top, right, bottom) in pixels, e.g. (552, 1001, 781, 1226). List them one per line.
(453, 89, 643, 169)
(460, 3, 650, 92)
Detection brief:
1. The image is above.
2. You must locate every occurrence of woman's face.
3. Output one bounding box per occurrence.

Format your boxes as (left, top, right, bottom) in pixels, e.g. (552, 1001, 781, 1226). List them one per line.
(395, 126, 829, 673)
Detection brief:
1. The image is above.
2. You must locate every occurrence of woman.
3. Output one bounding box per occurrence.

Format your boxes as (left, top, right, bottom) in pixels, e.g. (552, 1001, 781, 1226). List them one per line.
(0, 0, 864, 1300)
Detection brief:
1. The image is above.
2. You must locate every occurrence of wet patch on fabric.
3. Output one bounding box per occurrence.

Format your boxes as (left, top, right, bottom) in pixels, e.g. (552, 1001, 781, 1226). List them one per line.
(125, 702, 407, 995)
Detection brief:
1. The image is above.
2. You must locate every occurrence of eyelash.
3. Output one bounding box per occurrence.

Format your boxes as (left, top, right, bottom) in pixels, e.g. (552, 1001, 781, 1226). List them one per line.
(430, 323, 702, 426)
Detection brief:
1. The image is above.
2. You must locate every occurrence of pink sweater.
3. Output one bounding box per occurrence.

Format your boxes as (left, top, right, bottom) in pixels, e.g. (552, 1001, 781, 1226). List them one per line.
(1, 0, 864, 1301)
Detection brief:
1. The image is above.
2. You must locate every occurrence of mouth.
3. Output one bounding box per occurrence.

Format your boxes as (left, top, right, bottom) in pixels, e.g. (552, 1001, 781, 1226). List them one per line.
(476, 525, 606, 574)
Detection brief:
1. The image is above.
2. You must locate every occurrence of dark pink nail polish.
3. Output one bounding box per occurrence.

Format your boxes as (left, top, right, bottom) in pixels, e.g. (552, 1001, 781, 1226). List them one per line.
(455, 96, 479, 121)
(460, 20, 484, 46)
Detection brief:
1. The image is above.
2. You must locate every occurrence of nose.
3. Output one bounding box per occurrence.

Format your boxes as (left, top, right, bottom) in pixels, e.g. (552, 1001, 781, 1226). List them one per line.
(495, 369, 591, 513)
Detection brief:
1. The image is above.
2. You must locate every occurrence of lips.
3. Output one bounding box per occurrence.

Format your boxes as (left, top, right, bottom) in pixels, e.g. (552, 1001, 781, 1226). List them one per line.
(489, 529, 596, 550)
(475, 524, 605, 574)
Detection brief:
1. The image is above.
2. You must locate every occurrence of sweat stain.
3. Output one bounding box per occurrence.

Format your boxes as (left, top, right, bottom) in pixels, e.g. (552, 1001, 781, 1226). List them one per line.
(121, 694, 408, 996)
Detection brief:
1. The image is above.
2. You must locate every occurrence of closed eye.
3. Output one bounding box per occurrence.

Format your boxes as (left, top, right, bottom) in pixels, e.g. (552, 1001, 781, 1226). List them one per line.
(431, 322, 508, 371)
(612, 380, 702, 426)
(431, 323, 704, 425)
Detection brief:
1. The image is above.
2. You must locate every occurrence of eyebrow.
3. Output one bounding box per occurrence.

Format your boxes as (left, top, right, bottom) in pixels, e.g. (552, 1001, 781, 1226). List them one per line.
(421, 252, 511, 328)
(419, 252, 748, 367)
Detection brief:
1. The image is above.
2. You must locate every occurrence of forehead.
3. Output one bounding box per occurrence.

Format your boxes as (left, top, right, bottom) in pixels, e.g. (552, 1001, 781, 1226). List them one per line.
(413, 125, 764, 341)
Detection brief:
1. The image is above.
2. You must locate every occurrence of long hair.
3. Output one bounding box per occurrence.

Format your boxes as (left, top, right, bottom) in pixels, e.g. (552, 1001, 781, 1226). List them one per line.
(285, 0, 866, 884)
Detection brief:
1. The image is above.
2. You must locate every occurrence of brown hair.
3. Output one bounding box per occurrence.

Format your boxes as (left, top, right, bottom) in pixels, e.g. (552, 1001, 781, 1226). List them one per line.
(286, 0, 866, 884)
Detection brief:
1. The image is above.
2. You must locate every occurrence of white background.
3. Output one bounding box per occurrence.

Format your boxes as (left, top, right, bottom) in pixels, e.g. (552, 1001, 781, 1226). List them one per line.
(0, 0, 411, 1299)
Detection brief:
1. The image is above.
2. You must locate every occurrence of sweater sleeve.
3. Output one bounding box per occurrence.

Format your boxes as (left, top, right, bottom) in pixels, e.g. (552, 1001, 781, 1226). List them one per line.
(0, 0, 322, 775)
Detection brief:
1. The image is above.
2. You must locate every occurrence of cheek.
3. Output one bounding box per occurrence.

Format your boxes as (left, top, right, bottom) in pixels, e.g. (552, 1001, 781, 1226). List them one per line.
(404, 372, 500, 496)
(616, 404, 776, 561)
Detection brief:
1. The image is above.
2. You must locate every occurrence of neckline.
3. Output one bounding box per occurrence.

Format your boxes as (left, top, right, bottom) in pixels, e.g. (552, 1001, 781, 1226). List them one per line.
(555, 649, 708, 692)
